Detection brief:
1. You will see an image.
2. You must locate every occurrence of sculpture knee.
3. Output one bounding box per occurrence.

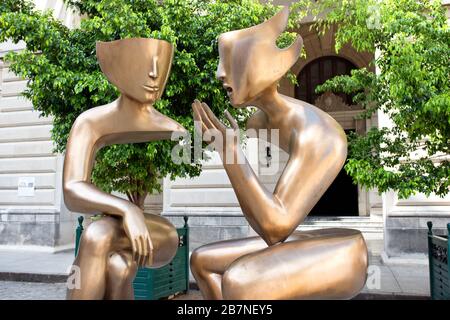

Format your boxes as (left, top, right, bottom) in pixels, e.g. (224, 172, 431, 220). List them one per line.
(190, 247, 214, 279)
(190, 248, 204, 278)
(80, 218, 118, 255)
(108, 253, 137, 282)
(222, 267, 248, 300)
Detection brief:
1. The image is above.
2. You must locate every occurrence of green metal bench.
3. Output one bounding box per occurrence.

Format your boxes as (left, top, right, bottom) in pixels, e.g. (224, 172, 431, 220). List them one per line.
(75, 215, 189, 300)
(427, 221, 449, 300)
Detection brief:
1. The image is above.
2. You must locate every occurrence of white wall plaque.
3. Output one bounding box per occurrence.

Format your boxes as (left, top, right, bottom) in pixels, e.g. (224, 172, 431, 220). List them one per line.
(18, 177, 35, 197)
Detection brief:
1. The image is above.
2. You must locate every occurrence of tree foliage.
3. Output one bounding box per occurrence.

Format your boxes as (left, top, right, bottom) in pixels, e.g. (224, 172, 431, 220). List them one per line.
(296, 0, 450, 198)
(0, 0, 298, 207)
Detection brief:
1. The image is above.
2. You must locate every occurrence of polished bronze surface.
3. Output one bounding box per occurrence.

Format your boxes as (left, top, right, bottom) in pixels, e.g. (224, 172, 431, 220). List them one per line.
(191, 7, 368, 300)
(63, 38, 182, 300)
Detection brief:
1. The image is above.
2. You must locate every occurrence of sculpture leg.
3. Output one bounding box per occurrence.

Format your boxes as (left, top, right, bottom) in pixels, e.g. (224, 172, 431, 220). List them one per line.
(67, 216, 123, 300)
(221, 228, 368, 300)
(105, 251, 137, 300)
(190, 231, 326, 299)
(103, 214, 178, 299)
(67, 214, 178, 300)
(190, 236, 268, 299)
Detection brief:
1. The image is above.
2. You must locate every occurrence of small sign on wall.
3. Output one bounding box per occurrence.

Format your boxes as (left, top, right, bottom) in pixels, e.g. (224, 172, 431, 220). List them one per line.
(18, 177, 35, 197)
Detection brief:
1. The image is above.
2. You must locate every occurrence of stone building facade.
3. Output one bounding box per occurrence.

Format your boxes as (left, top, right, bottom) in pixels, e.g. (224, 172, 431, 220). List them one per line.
(0, 0, 80, 251)
(0, 0, 449, 262)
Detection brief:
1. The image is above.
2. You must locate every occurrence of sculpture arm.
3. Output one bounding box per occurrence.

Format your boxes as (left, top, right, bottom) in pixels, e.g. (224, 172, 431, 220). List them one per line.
(62, 113, 152, 266)
(62, 115, 138, 217)
(222, 147, 291, 245)
(63, 180, 135, 217)
(222, 129, 318, 245)
(193, 101, 304, 245)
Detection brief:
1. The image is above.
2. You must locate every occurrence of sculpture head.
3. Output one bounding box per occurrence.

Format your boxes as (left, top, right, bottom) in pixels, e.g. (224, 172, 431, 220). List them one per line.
(96, 38, 174, 104)
(216, 7, 303, 107)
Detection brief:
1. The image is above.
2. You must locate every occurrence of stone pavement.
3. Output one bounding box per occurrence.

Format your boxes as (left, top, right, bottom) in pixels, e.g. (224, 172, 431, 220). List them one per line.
(0, 249, 431, 299)
(362, 255, 430, 298)
(0, 281, 66, 300)
(0, 249, 73, 282)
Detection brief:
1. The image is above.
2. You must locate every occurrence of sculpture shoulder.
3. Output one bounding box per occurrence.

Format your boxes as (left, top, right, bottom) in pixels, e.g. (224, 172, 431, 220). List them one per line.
(281, 95, 347, 153)
(246, 109, 268, 131)
(284, 96, 345, 133)
(71, 101, 117, 132)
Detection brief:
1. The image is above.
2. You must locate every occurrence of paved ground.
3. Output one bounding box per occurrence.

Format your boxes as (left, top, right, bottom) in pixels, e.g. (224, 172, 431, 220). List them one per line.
(0, 281, 201, 300)
(0, 281, 67, 300)
(0, 249, 73, 276)
(363, 255, 429, 297)
(0, 249, 431, 299)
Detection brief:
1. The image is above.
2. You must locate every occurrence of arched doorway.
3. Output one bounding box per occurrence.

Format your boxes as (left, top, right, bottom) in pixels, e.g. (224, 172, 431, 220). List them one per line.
(296, 56, 357, 105)
(295, 56, 359, 216)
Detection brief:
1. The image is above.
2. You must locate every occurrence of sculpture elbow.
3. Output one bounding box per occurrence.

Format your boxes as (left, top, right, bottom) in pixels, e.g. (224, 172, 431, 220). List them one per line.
(261, 218, 295, 246)
(63, 181, 83, 213)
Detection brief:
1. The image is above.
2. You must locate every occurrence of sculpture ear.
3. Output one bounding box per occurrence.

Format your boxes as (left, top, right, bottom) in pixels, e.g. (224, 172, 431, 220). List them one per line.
(278, 35, 303, 72)
(96, 41, 119, 88)
(257, 6, 303, 75)
(257, 6, 290, 40)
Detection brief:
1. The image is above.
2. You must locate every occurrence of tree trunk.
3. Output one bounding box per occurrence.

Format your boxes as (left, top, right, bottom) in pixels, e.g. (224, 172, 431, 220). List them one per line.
(133, 191, 148, 210)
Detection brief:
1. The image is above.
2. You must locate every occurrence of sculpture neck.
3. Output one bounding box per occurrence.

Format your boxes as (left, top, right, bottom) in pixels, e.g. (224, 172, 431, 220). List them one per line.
(251, 84, 290, 122)
(117, 95, 155, 114)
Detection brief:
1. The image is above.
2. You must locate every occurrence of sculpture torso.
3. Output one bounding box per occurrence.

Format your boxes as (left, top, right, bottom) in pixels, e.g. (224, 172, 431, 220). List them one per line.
(247, 94, 347, 154)
(240, 94, 348, 240)
(63, 97, 183, 213)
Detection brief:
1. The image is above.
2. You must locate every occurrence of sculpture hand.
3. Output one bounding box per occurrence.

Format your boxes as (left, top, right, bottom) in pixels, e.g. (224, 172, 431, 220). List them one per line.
(192, 99, 240, 160)
(122, 206, 153, 267)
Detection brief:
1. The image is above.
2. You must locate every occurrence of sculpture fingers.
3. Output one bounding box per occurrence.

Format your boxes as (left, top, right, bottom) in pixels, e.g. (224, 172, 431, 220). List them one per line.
(225, 110, 239, 130)
(147, 236, 154, 266)
(140, 235, 147, 266)
(201, 102, 226, 131)
(192, 102, 207, 134)
(132, 238, 139, 263)
(136, 237, 143, 263)
(193, 102, 214, 143)
(196, 102, 217, 131)
(193, 99, 205, 120)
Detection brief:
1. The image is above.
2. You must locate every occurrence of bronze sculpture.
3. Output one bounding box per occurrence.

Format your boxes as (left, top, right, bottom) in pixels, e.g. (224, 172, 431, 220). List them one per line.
(63, 38, 182, 299)
(191, 7, 368, 299)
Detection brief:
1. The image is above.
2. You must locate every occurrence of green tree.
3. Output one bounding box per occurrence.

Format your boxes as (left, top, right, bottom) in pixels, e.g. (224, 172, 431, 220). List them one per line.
(294, 0, 450, 198)
(0, 0, 298, 208)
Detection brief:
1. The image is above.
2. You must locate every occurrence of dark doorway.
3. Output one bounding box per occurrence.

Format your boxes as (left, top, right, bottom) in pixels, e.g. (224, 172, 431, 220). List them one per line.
(309, 129, 359, 216)
(295, 56, 359, 216)
(296, 56, 357, 105)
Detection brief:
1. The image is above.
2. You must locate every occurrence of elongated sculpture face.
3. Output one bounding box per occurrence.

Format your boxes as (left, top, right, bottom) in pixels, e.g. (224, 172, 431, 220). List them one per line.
(216, 7, 303, 107)
(96, 38, 174, 104)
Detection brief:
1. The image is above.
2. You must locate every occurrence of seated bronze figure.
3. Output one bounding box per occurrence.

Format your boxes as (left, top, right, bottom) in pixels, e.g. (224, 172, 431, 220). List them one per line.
(63, 38, 183, 299)
(191, 7, 368, 300)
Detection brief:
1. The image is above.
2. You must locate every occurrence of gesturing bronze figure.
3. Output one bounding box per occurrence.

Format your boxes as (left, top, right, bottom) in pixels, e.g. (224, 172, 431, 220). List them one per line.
(191, 7, 368, 299)
(63, 38, 183, 299)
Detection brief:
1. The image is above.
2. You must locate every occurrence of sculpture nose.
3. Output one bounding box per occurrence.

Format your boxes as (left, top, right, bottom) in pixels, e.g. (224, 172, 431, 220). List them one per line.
(216, 62, 226, 82)
(149, 56, 158, 78)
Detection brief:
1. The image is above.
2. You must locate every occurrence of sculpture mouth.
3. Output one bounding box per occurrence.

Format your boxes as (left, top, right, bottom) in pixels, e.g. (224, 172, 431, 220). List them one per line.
(143, 85, 159, 92)
(223, 84, 233, 97)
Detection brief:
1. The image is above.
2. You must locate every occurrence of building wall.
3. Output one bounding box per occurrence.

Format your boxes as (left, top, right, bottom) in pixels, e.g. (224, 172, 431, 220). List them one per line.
(380, 2, 450, 259)
(0, 0, 79, 251)
(0, 44, 74, 250)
